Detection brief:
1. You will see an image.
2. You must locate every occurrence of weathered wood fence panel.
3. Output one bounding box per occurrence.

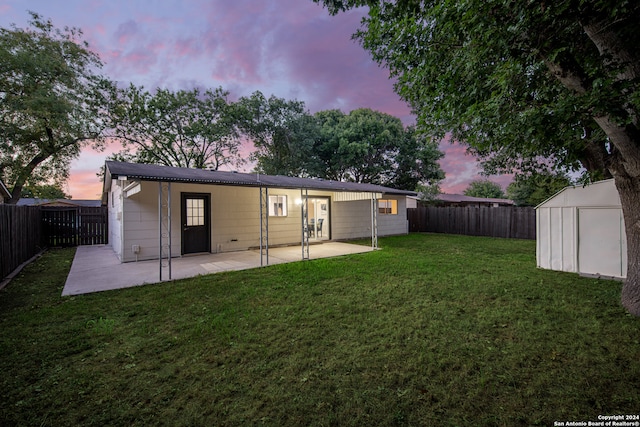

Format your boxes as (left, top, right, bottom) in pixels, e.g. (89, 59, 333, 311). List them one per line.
(0, 205, 42, 280)
(1, 205, 108, 280)
(408, 206, 536, 240)
(41, 206, 108, 247)
(78, 207, 109, 245)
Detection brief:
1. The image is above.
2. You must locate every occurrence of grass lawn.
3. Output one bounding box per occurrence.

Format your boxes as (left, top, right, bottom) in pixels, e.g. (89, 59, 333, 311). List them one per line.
(1, 233, 639, 426)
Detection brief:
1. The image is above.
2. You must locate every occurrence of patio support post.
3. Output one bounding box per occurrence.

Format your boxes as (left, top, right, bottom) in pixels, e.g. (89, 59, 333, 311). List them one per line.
(301, 188, 309, 260)
(371, 193, 378, 249)
(159, 182, 162, 280)
(159, 182, 172, 281)
(168, 182, 171, 279)
(259, 187, 269, 266)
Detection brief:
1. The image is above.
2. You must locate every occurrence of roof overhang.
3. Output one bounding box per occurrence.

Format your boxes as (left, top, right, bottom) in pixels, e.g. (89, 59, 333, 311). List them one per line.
(103, 161, 417, 197)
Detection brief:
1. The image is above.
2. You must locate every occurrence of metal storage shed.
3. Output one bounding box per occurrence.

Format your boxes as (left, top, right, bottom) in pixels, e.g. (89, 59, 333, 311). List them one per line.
(536, 179, 627, 279)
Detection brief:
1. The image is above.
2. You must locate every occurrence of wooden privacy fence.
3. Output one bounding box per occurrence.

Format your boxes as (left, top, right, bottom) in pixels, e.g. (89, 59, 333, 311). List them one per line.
(408, 206, 536, 240)
(1, 205, 108, 280)
(0, 205, 42, 280)
(41, 206, 108, 247)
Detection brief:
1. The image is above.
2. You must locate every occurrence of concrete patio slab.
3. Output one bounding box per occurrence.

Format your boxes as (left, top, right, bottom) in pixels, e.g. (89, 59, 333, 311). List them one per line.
(63, 242, 375, 296)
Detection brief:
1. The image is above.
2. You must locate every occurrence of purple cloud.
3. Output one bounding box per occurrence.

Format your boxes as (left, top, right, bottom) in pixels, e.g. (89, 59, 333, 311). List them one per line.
(0, 0, 513, 198)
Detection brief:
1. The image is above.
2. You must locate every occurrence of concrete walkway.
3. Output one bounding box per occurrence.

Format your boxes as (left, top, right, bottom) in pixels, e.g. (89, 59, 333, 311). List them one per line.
(63, 242, 375, 296)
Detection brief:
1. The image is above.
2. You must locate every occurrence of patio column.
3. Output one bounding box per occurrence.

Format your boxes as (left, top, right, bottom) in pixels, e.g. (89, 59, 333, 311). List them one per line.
(301, 188, 309, 260)
(371, 193, 378, 249)
(158, 181, 172, 280)
(259, 186, 269, 266)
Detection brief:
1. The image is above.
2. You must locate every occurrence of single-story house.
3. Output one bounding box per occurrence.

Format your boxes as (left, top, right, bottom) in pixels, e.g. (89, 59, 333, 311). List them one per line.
(102, 161, 415, 268)
(16, 198, 102, 207)
(0, 180, 10, 204)
(536, 179, 626, 279)
(407, 193, 514, 208)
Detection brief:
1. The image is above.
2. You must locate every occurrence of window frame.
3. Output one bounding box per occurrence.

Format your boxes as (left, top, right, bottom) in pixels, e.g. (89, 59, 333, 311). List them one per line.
(185, 197, 206, 226)
(378, 199, 398, 215)
(268, 195, 288, 217)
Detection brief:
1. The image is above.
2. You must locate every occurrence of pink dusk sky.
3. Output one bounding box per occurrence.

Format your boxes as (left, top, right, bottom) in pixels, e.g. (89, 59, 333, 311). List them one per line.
(0, 0, 512, 199)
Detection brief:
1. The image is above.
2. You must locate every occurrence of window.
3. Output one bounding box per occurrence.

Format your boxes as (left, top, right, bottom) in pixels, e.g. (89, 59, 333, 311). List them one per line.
(269, 195, 288, 217)
(378, 199, 398, 215)
(186, 198, 205, 226)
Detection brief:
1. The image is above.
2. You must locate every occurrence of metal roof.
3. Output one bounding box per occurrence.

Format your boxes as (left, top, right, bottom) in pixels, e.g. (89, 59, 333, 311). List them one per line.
(104, 161, 417, 196)
(437, 193, 514, 205)
(16, 198, 102, 207)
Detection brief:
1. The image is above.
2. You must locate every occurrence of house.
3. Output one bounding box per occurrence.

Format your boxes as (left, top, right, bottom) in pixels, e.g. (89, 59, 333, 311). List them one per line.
(408, 193, 515, 208)
(16, 198, 102, 207)
(0, 180, 10, 204)
(102, 161, 415, 265)
(435, 193, 514, 207)
(536, 179, 626, 279)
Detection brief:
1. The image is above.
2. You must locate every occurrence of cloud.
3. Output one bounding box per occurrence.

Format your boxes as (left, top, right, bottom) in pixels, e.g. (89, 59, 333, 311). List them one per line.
(2, 0, 508, 199)
(114, 19, 138, 45)
(437, 136, 513, 194)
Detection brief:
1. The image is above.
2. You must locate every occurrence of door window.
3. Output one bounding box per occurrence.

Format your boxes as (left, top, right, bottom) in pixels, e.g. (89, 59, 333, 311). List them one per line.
(186, 198, 205, 226)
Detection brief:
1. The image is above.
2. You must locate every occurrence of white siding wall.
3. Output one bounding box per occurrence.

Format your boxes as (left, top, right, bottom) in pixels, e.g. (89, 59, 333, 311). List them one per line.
(332, 195, 408, 240)
(332, 199, 373, 240)
(378, 196, 409, 236)
(120, 181, 172, 262)
(108, 180, 124, 261)
(112, 179, 409, 263)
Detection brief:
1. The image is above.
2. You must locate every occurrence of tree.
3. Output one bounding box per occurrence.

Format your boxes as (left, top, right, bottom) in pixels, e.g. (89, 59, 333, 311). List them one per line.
(416, 181, 441, 205)
(21, 183, 70, 199)
(317, 108, 405, 183)
(314, 1, 640, 316)
(238, 96, 445, 189)
(314, 108, 444, 189)
(236, 91, 318, 176)
(463, 179, 506, 199)
(389, 125, 444, 191)
(507, 172, 574, 207)
(0, 12, 113, 204)
(109, 86, 243, 170)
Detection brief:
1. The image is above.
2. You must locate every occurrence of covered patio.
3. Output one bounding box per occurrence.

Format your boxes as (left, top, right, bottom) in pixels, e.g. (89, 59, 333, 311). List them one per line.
(63, 241, 375, 296)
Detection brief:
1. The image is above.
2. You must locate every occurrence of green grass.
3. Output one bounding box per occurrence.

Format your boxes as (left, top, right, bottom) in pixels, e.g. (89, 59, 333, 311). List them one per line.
(1, 234, 638, 426)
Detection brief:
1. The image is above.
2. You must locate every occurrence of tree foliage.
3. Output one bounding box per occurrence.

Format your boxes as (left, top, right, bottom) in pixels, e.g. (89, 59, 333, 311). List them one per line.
(315, 0, 639, 178)
(236, 91, 318, 176)
(507, 172, 574, 207)
(463, 179, 506, 199)
(0, 12, 113, 204)
(238, 95, 444, 190)
(315, 108, 444, 189)
(108, 86, 243, 170)
(21, 183, 70, 200)
(313, 0, 640, 315)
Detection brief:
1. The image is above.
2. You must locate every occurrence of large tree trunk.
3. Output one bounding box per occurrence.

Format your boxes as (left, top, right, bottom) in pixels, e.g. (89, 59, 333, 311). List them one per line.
(6, 152, 49, 205)
(615, 174, 640, 316)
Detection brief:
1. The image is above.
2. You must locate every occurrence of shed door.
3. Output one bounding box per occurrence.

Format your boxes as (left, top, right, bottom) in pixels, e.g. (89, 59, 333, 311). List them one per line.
(181, 193, 210, 255)
(578, 208, 624, 277)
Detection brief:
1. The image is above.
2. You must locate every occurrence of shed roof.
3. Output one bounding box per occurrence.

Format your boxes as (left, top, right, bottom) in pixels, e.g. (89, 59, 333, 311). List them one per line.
(103, 161, 417, 196)
(536, 179, 620, 209)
